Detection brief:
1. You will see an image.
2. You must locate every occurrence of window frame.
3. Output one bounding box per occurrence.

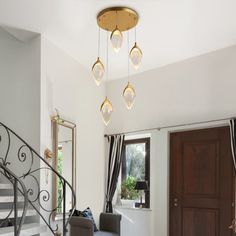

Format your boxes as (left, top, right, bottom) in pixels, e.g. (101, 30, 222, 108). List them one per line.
(121, 137, 150, 208)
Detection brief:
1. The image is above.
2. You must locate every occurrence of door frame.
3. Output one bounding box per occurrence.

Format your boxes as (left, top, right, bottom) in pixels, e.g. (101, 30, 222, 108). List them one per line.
(167, 122, 235, 236)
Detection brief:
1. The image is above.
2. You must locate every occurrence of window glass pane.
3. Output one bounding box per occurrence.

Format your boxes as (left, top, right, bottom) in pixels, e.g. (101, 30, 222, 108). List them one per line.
(120, 138, 150, 208)
(125, 143, 146, 181)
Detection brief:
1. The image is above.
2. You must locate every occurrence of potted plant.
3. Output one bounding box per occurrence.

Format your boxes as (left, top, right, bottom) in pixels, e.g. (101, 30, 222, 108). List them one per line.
(121, 176, 139, 207)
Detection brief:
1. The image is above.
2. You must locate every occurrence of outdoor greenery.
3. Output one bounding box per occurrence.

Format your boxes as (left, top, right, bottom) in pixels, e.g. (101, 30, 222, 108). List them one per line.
(125, 143, 145, 181)
(57, 148, 63, 213)
(121, 143, 146, 200)
(121, 176, 139, 200)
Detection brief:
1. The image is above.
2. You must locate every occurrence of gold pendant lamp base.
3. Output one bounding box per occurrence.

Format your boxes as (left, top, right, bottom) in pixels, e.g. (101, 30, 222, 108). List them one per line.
(97, 7, 139, 32)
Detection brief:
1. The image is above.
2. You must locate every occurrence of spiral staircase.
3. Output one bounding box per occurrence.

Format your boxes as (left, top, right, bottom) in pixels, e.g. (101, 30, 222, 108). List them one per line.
(0, 122, 76, 236)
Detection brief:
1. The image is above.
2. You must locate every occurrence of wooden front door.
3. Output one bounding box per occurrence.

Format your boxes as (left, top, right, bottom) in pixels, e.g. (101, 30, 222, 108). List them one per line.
(170, 127, 234, 236)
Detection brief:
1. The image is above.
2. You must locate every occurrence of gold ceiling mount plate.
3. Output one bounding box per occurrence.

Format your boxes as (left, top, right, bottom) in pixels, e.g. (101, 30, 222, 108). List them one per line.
(97, 7, 139, 32)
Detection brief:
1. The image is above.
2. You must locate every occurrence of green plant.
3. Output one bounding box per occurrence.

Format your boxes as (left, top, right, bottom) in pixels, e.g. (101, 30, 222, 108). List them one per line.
(121, 176, 139, 200)
(57, 149, 63, 213)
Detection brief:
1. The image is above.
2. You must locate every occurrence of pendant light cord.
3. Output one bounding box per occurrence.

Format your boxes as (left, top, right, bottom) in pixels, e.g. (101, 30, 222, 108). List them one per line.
(116, 10, 118, 28)
(106, 30, 109, 81)
(98, 27, 101, 57)
(135, 27, 137, 43)
(127, 30, 130, 81)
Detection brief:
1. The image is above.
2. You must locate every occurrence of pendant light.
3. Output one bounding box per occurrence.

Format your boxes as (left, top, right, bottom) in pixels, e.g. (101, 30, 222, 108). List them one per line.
(100, 97, 113, 125)
(110, 27, 123, 53)
(94, 7, 141, 124)
(130, 28, 142, 69)
(92, 58, 104, 86)
(100, 32, 113, 125)
(123, 31, 136, 109)
(123, 82, 136, 110)
(92, 28, 104, 86)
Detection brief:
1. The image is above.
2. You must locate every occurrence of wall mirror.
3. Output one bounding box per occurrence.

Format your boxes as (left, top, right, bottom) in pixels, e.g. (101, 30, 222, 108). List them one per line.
(51, 114, 76, 220)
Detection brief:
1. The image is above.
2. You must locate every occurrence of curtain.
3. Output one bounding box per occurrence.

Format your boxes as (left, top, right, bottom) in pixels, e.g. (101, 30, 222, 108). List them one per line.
(105, 134, 125, 213)
(229, 119, 236, 173)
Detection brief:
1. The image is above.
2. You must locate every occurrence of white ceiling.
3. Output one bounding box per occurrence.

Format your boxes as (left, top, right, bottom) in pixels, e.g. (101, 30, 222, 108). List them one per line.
(0, 0, 236, 79)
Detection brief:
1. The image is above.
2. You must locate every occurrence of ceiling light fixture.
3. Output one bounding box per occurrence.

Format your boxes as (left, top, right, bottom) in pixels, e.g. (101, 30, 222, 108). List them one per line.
(110, 27, 123, 53)
(123, 31, 136, 109)
(100, 32, 113, 125)
(130, 28, 142, 69)
(92, 28, 105, 86)
(92, 57, 104, 86)
(93, 7, 142, 124)
(100, 96, 113, 125)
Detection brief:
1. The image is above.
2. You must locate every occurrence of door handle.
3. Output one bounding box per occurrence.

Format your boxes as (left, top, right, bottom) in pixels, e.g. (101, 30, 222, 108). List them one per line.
(173, 198, 178, 207)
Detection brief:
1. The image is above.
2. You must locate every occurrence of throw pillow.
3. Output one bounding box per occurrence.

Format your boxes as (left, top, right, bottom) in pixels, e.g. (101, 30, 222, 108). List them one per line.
(71, 209, 81, 217)
(81, 207, 98, 232)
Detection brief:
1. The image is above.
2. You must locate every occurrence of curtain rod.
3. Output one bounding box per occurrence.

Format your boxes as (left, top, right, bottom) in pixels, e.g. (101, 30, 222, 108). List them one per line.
(104, 117, 235, 137)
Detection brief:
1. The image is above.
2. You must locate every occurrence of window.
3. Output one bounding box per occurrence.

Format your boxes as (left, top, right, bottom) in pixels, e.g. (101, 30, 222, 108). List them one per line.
(121, 138, 150, 208)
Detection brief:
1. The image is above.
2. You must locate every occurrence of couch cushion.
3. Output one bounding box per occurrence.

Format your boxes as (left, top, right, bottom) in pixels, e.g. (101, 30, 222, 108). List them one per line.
(70, 207, 98, 232)
(81, 207, 98, 232)
(94, 231, 118, 236)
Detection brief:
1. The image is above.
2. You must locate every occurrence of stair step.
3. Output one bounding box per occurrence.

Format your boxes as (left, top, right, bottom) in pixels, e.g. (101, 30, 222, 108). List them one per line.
(0, 209, 36, 219)
(0, 184, 12, 190)
(0, 196, 24, 203)
(0, 223, 47, 236)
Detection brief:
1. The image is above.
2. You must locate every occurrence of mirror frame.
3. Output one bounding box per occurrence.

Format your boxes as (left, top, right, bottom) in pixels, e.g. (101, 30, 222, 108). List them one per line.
(51, 115, 76, 220)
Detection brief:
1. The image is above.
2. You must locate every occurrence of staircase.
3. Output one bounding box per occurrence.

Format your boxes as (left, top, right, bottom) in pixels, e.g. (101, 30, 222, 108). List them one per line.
(0, 175, 46, 236)
(0, 122, 76, 236)
(0, 223, 46, 236)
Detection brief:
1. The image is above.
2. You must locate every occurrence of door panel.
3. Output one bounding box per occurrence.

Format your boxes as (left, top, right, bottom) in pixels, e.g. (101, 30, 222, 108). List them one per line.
(182, 141, 219, 197)
(170, 127, 234, 236)
(183, 208, 219, 236)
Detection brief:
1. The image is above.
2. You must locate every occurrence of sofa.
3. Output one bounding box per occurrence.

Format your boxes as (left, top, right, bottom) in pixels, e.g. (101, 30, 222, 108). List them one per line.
(70, 213, 122, 236)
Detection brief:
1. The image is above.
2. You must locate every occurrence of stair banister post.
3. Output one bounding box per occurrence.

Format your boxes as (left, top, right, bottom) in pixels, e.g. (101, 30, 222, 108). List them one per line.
(63, 181, 66, 235)
(14, 179, 18, 236)
(0, 122, 77, 235)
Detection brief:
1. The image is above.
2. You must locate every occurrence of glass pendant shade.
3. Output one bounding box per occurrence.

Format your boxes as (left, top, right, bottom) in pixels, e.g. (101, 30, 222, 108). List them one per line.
(110, 28, 123, 53)
(92, 57, 105, 86)
(123, 82, 136, 110)
(130, 42, 142, 69)
(100, 97, 113, 125)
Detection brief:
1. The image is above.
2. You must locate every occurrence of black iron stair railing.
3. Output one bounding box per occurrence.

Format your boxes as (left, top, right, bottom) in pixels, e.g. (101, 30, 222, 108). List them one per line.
(0, 162, 28, 236)
(0, 122, 76, 235)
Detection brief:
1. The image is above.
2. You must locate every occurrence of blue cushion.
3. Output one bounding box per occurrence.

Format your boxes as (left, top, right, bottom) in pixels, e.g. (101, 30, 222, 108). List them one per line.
(80, 207, 98, 232)
(71, 209, 81, 216)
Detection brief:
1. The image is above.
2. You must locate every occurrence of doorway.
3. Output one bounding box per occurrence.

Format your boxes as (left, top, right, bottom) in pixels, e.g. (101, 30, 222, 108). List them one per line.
(169, 126, 234, 236)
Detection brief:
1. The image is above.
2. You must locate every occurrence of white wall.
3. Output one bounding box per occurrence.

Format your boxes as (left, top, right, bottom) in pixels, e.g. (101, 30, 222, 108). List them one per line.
(106, 45, 236, 236)
(40, 36, 105, 234)
(0, 28, 41, 151)
(106, 45, 236, 134)
(0, 28, 41, 191)
(0, 28, 106, 234)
